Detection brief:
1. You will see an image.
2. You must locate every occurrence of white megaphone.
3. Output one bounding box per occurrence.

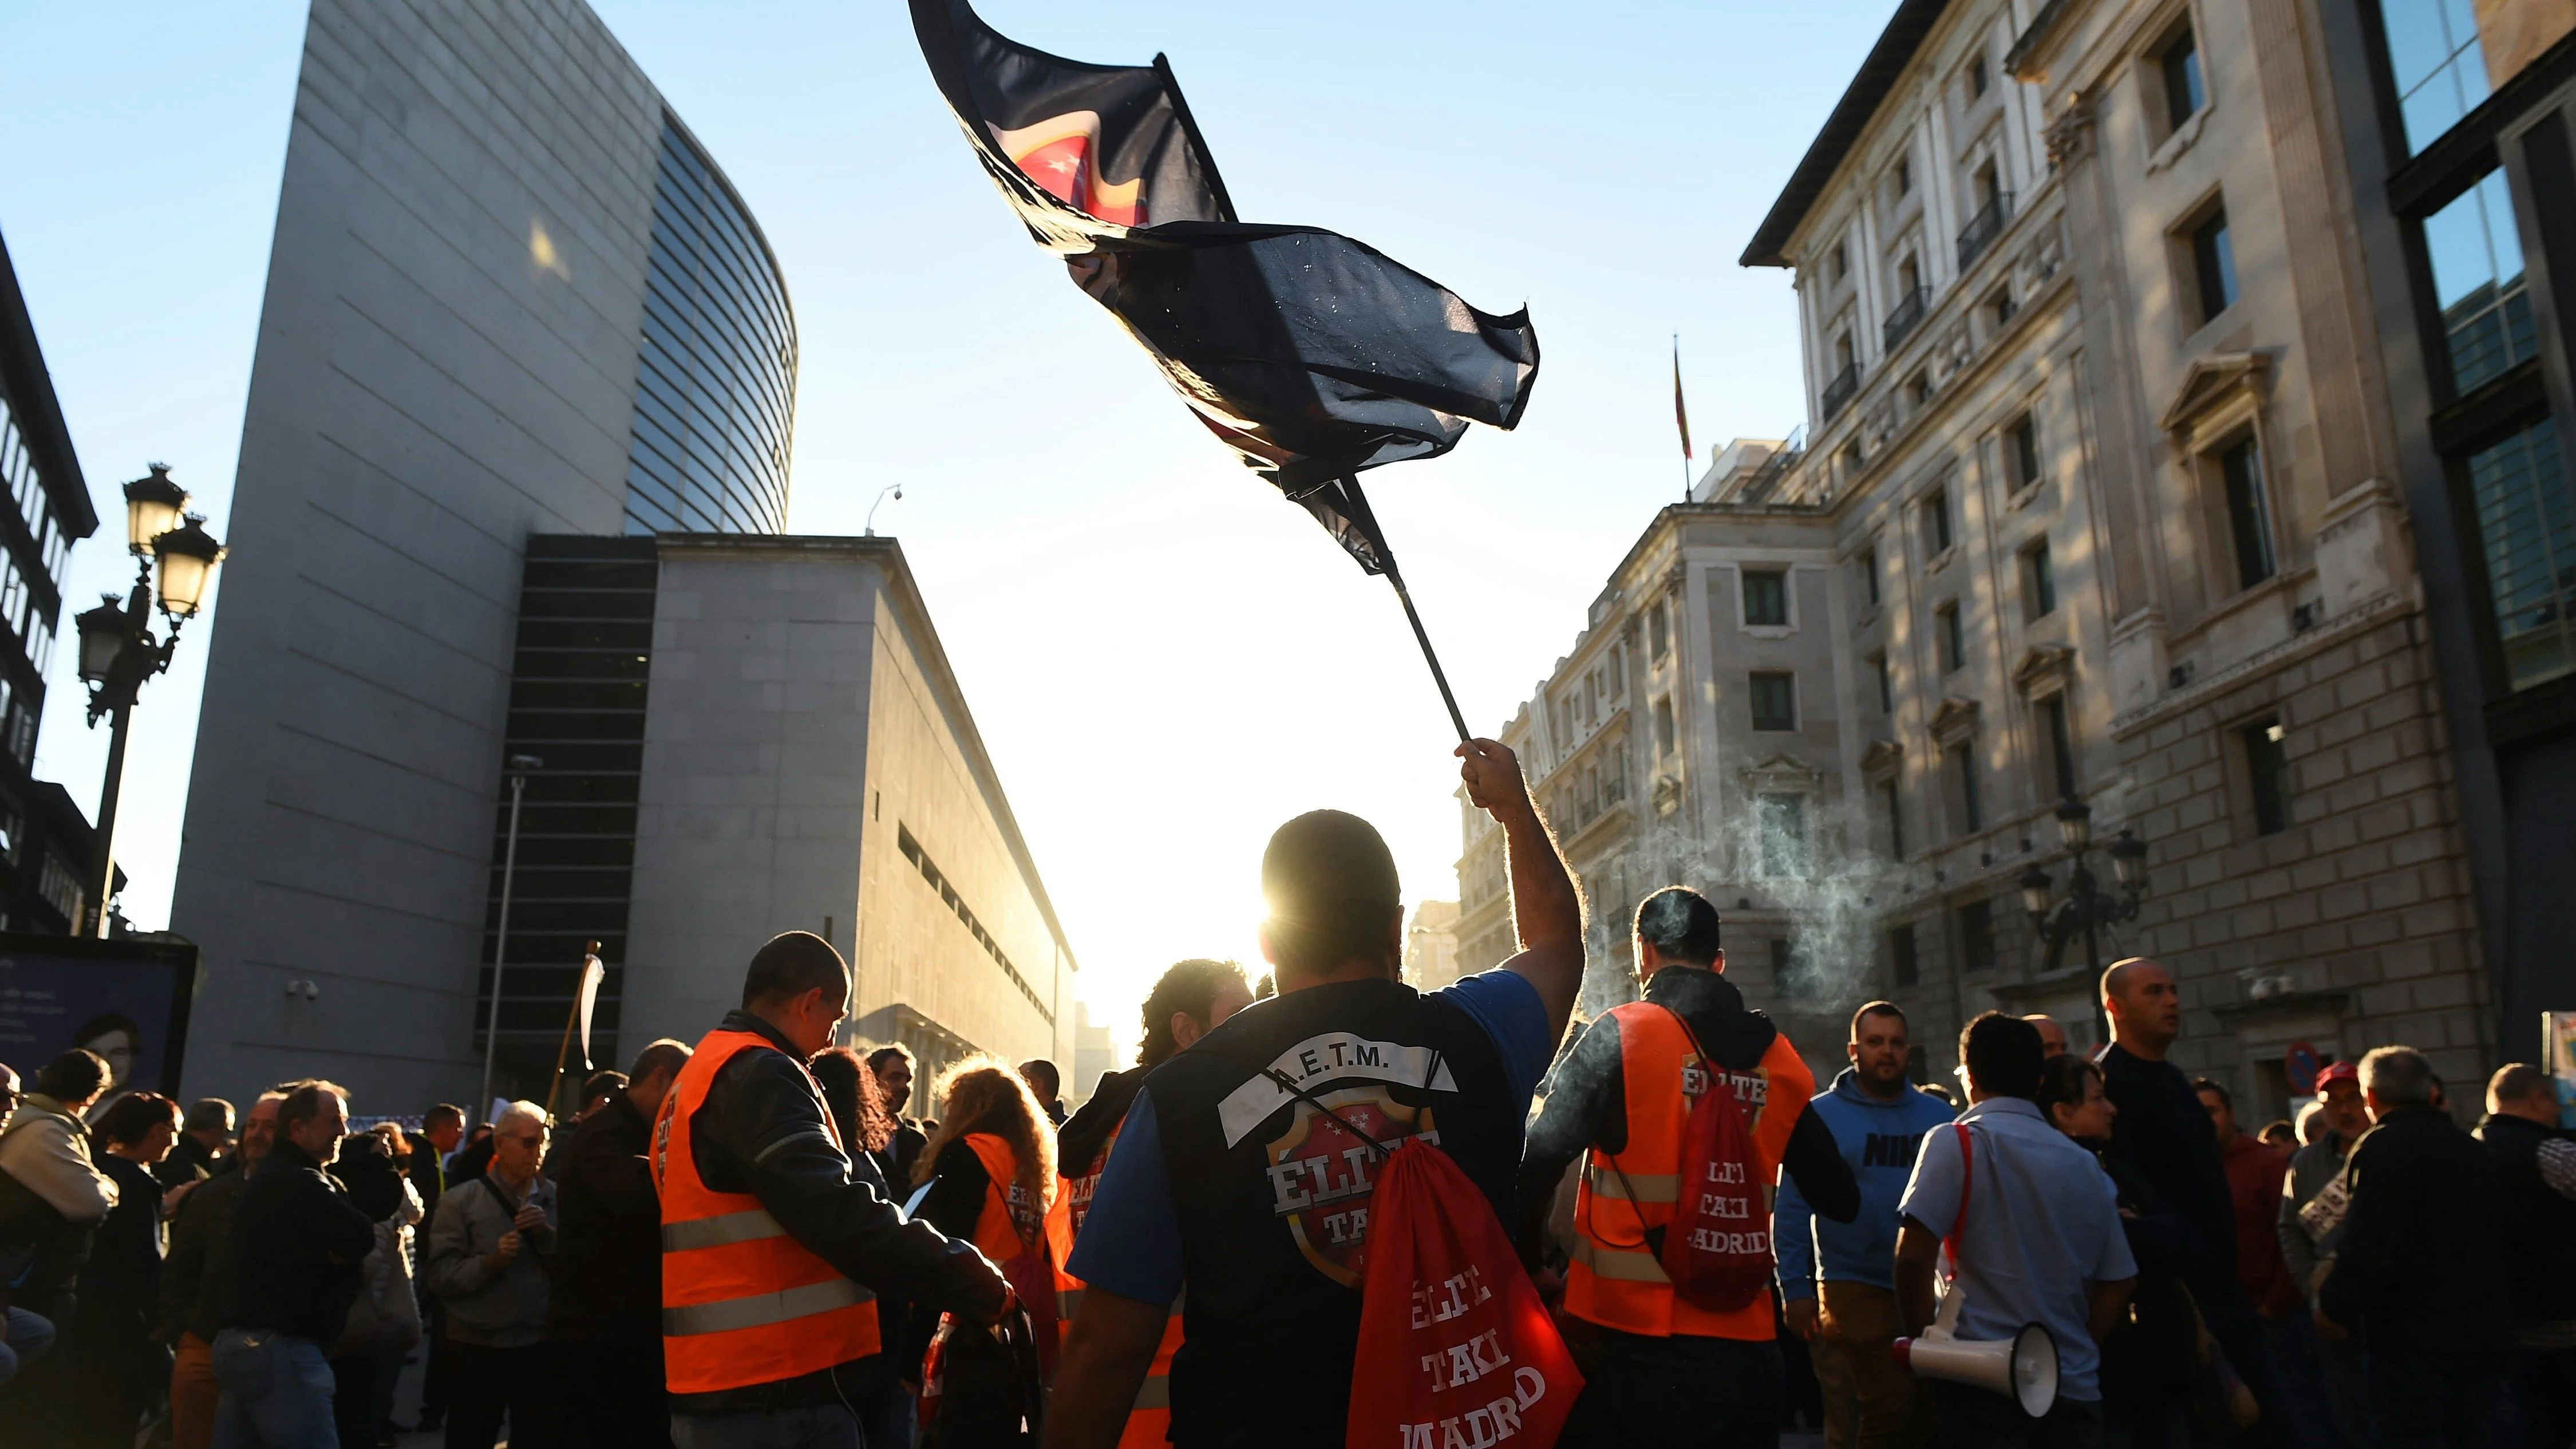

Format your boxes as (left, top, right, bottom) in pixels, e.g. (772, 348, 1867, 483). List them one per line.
(1890, 1281, 2059, 1418)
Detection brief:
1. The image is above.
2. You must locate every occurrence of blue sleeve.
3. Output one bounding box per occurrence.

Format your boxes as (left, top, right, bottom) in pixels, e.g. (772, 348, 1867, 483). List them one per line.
(1433, 969, 1552, 1106)
(1773, 1100, 1820, 1300)
(1064, 1090, 1183, 1304)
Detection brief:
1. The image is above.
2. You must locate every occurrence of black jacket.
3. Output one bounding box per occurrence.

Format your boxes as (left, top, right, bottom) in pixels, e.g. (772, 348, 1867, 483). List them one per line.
(675, 1010, 1005, 1411)
(153, 1132, 222, 1190)
(161, 1158, 254, 1343)
(2099, 1044, 2242, 1306)
(77, 1155, 166, 1349)
(2476, 1112, 2576, 1330)
(219, 1139, 376, 1342)
(548, 1089, 659, 1341)
(408, 1139, 451, 1220)
(1514, 966, 1859, 1263)
(2316, 1104, 2511, 1356)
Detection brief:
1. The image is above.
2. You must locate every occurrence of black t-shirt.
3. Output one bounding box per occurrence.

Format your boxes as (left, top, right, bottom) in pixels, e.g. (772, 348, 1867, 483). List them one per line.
(2099, 1044, 2239, 1302)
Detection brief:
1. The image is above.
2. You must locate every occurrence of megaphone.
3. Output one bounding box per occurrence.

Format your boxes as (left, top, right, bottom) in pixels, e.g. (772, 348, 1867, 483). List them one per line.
(1892, 1321, 2058, 1418)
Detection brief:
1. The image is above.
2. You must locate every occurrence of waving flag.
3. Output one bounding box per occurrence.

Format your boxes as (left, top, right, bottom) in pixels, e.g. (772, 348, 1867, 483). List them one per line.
(911, 0, 1540, 578)
(1673, 336, 1693, 461)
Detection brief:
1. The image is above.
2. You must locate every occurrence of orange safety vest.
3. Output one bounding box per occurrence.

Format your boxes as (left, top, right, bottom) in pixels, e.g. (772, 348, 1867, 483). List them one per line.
(1058, 1117, 1183, 1448)
(1565, 1002, 1815, 1339)
(654, 1029, 882, 1393)
(961, 1132, 1076, 1292)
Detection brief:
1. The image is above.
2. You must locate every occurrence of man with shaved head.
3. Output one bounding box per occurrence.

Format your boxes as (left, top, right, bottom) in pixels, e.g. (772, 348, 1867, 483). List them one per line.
(2022, 1013, 2069, 1059)
(2098, 956, 2286, 1432)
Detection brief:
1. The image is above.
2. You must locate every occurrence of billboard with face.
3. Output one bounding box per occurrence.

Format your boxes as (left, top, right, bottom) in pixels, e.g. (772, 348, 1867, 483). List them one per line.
(0, 933, 201, 1122)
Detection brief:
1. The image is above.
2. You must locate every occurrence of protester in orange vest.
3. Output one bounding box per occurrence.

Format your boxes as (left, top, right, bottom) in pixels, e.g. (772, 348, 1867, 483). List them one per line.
(656, 930, 1009, 1449)
(1516, 886, 1859, 1448)
(1054, 958, 1254, 1447)
(904, 1059, 1074, 1364)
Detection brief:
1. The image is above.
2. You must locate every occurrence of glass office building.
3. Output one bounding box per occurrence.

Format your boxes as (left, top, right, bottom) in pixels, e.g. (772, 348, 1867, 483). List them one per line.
(623, 119, 796, 537)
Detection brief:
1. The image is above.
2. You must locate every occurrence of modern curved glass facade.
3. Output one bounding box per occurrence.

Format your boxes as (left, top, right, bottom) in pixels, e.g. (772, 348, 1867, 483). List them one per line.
(624, 117, 796, 536)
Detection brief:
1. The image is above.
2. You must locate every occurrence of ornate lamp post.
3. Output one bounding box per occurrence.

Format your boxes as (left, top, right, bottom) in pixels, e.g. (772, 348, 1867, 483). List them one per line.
(72, 465, 226, 936)
(2017, 798, 2150, 1042)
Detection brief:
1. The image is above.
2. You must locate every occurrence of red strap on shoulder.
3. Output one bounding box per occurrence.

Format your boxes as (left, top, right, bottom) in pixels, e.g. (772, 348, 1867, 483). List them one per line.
(1943, 1121, 1973, 1273)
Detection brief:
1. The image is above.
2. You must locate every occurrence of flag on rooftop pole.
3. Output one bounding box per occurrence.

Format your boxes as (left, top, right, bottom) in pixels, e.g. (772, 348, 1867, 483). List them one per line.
(911, 0, 1539, 737)
(1673, 334, 1693, 499)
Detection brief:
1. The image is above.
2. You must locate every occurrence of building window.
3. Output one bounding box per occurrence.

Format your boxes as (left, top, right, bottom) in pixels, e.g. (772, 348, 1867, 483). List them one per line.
(1882, 777, 1906, 858)
(1923, 487, 1954, 554)
(2158, 23, 2206, 132)
(2219, 435, 2277, 589)
(1828, 239, 1848, 285)
(1771, 937, 1797, 988)
(1750, 671, 1798, 731)
(1654, 696, 1678, 757)
(2024, 539, 2057, 619)
(1649, 602, 1670, 662)
(2376, 0, 2491, 154)
(1958, 898, 1997, 972)
(1860, 544, 1881, 607)
(2188, 204, 2238, 325)
(2423, 171, 2535, 395)
(1872, 652, 1893, 713)
(2006, 414, 2041, 492)
(1758, 793, 1809, 875)
(2042, 693, 2078, 799)
(2464, 417, 2575, 690)
(1907, 371, 1933, 408)
(1837, 440, 1865, 482)
(1743, 569, 1789, 626)
(1950, 740, 1983, 832)
(1938, 603, 1966, 673)
(1897, 155, 1914, 197)
(1891, 922, 1920, 986)
(1967, 52, 1990, 99)
(1988, 286, 2018, 328)
(2242, 717, 2291, 835)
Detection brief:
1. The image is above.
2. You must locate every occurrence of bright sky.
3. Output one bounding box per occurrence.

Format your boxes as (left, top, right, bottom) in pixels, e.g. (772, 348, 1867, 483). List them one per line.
(0, 1, 1890, 1061)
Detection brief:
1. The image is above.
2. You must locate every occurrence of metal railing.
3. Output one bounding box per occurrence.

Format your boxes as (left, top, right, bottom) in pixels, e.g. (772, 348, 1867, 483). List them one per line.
(1821, 362, 1863, 421)
(1957, 190, 2016, 270)
(1882, 286, 1930, 350)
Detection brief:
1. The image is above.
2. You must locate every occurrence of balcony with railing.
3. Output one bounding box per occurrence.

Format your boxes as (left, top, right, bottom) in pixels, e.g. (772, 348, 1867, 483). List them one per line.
(1957, 190, 2016, 270)
(1822, 362, 1863, 421)
(1882, 286, 1930, 350)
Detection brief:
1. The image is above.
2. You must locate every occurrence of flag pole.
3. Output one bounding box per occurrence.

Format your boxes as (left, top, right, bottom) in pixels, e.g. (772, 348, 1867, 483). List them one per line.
(1337, 472, 1472, 743)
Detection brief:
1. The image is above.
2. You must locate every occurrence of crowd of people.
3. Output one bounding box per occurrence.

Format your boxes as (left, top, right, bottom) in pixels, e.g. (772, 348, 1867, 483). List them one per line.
(0, 735, 2568, 1449)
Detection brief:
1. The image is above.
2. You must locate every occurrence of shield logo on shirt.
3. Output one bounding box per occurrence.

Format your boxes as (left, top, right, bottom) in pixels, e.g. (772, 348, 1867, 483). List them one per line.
(1262, 1088, 1434, 1287)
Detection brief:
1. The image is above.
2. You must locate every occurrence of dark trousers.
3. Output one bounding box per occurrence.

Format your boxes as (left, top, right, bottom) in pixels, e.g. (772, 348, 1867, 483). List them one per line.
(417, 1298, 449, 1426)
(1931, 1383, 2103, 1449)
(1564, 1329, 1782, 1449)
(2502, 1345, 2575, 1449)
(2364, 1349, 2502, 1449)
(2199, 1293, 2291, 1447)
(559, 1335, 671, 1449)
(441, 1339, 562, 1449)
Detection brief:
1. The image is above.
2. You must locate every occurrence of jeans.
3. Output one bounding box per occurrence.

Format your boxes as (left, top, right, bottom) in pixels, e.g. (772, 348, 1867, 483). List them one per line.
(1811, 1282, 1934, 1449)
(0, 1306, 53, 1388)
(671, 1405, 865, 1449)
(2364, 1349, 2502, 1449)
(1930, 1383, 2103, 1449)
(2500, 1344, 2576, 1449)
(211, 1328, 340, 1449)
(851, 1379, 914, 1449)
(1564, 1329, 1783, 1449)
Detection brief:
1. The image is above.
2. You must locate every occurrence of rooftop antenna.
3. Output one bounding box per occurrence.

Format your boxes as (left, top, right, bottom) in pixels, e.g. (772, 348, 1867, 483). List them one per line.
(864, 483, 904, 536)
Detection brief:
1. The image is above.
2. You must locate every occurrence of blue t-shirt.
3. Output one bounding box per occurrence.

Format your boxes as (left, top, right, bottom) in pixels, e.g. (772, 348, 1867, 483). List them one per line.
(1066, 969, 1552, 1304)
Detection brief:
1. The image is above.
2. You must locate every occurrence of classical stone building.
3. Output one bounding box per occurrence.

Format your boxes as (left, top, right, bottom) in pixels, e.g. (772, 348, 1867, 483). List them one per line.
(1462, 0, 2501, 1117)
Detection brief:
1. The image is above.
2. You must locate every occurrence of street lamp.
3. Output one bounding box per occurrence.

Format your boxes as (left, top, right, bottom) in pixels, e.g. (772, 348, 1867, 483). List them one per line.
(72, 465, 227, 936)
(2020, 793, 2151, 1042)
(476, 753, 544, 1124)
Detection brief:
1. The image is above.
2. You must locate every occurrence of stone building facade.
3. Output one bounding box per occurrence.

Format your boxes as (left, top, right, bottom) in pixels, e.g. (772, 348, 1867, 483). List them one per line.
(1460, 0, 2498, 1119)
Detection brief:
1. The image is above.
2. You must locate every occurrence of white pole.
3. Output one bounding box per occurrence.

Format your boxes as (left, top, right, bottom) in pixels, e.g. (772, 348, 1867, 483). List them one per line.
(477, 769, 528, 1125)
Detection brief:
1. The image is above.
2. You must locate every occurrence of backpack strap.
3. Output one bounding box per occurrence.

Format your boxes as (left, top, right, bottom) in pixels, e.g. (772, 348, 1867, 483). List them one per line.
(1942, 1121, 1973, 1274)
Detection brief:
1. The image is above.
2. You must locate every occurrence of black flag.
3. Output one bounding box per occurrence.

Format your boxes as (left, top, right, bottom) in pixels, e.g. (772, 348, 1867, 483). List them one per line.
(911, 0, 1539, 575)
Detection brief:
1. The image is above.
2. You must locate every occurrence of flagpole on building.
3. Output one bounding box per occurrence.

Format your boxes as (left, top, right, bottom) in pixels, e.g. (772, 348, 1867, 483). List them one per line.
(1673, 334, 1694, 503)
(1336, 472, 1472, 743)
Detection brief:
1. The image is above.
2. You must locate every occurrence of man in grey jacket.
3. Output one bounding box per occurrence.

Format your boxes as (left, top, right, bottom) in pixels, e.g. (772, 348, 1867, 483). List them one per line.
(423, 1099, 558, 1449)
(2278, 1058, 2372, 1441)
(0, 1049, 116, 1387)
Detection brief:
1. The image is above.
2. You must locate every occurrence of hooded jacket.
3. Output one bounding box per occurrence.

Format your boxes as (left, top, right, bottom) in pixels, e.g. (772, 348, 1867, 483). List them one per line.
(1776, 1068, 1955, 1296)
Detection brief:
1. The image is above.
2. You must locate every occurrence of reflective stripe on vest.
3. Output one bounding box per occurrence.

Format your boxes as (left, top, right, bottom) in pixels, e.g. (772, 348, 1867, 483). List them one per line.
(1062, 1116, 1183, 1449)
(655, 1029, 881, 1392)
(1564, 1002, 1815, 1341)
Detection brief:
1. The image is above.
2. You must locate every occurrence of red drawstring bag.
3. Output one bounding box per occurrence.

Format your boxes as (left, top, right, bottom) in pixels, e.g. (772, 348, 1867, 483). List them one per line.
(1646, 1008, 1773, 1312)
(1349, 1138, 1584, 1449)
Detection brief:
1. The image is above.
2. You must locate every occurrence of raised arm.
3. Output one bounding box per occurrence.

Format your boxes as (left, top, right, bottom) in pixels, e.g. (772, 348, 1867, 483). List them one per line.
(1457, 737, 1583, 1043)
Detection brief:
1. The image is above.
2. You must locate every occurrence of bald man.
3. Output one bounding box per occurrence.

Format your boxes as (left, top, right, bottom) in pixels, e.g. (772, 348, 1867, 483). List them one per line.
(2022, 1014, 2069, 1059)
(2099, 957, 2286, 1430)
